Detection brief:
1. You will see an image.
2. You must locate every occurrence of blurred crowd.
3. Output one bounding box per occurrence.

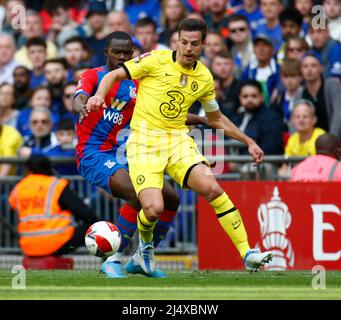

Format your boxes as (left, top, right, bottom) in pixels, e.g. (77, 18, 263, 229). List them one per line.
(0, 0, 340, 179)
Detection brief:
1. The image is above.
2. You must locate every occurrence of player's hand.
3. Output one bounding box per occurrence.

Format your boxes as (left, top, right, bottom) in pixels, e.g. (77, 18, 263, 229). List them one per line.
(87, 96, 106, 112)
(78, 104, 89, 123)
(248, 141, 264, 165)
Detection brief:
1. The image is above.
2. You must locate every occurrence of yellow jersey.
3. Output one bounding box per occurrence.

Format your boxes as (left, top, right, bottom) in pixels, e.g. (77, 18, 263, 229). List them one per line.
(123, 50, 215, 134)
(285, 127, 326, 156)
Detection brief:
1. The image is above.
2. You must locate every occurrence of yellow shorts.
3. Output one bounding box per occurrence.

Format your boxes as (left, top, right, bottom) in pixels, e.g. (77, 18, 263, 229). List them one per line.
(126, 131, 209, 195)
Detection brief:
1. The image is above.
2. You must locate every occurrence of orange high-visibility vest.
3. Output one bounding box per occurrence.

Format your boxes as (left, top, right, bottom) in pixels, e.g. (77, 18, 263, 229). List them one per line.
(9, 174, 75, 256)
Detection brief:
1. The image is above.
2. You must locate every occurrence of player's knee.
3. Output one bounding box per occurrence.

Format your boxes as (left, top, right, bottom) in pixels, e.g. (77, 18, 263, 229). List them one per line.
(142, 203, 163, 222)
(204, 183, 224, 202)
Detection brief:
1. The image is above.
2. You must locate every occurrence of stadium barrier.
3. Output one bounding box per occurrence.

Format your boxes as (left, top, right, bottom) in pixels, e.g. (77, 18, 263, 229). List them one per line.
(0, 152, 307, 270)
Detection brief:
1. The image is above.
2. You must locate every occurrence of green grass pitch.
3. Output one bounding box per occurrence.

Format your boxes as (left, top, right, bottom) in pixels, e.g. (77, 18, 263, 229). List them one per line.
(0, 270, 340, 300)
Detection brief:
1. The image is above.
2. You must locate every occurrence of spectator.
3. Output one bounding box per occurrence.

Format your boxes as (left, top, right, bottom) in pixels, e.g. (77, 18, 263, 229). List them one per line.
(229, 80, 284, 156)
(134, 17, 169, 53)
(0, 33, 20, 85)
(16, 85, 60, 139)
(63, 37, 90, 71)
(323, 0, 341, 42)
(124, 0, 161, 27)
(290, 133, 341, 181)
(294, 0, 313, 36)
(285, 99, 325, 156)
(107, 10, 132, 34)
(8, 155, 99, 257)
(168, 28, 179, 51)
(329, 41, 341, 81)
(210, 51, 241, 114)
(236, 0, 264, 36)
(0, 124, 23, 176)
(0, 83, 19, 128)
(61, 81, 78, 122)
(203, 0, 230, 43)
(13, 66, 31, 110)
(43, 58, 69, 113)
(18, 107, 58, 158)
(201, 31, 227, 66)
(72, 63, 92, 82)
(277, 7, 303, 64)
(46, 4, 79, 50)
(31, 118, 78, 176)
(300, 52, 341, 136)
(82, 1, 108, 67)
(227, 14, 255, 77)
(285, 36, 309, 61)
(159, 0, 187, 45)
(242, 34, 280, 105)
(308, 21, 341, 79)
(271, 59, 303, 133)
(15, 10, 58, 68)
(257, 0, 283, 52)
(26, 37, 47, 89)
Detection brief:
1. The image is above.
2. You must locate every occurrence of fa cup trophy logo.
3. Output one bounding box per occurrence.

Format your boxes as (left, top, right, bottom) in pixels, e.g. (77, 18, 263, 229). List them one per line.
(257, 187, 294, 270)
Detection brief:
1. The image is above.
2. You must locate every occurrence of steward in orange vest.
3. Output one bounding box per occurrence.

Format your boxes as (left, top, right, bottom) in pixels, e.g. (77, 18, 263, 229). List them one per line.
(9, 155, 99, 256)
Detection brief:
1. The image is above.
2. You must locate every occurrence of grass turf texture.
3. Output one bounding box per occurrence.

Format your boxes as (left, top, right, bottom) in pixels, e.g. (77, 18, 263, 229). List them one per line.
(0, 270, 340, 300)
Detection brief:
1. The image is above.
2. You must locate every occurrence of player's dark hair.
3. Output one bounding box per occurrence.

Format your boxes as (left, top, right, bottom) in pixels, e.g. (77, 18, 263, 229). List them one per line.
(279, 7, 303, 26)
(239, 80, 263, 95)
(25, 155, 54, 176)
(105, 31, 133, 48)
(26, 37, 47, 49)
(56, 118, 75, 131)
(135, 16, 157, 31)
(178, 18, 208, 41)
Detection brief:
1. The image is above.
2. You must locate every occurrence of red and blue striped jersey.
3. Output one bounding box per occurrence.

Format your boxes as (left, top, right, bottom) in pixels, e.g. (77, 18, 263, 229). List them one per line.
(75, 66, 138, 166)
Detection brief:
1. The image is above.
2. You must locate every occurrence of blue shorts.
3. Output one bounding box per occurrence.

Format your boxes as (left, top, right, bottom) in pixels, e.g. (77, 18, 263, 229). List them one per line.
(78, 150, 128, 194)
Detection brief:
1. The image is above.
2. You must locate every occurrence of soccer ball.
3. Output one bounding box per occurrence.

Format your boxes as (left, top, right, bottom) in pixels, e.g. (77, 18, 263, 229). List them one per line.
(85, 221, 121, 258)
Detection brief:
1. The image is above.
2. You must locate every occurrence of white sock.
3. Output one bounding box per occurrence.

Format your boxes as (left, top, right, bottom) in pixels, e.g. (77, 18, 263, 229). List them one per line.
(106, 252, 123, 263)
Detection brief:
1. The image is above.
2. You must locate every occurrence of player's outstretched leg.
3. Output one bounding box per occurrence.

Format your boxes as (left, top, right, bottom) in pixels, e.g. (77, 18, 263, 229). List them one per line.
(186, 164, 272, 272)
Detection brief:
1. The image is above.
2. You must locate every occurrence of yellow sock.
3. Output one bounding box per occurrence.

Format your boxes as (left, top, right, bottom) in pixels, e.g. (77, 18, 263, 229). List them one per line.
(137, 210, 158, 243)
(210, 193, 250, 259)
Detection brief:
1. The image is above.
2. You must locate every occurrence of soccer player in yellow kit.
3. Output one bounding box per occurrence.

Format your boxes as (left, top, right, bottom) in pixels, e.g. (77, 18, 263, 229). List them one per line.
(87, 18, 272, 274)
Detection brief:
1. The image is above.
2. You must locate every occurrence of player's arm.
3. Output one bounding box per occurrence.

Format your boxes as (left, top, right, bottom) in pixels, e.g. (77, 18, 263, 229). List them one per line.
(87, 67, 128, 111)
(205, 106, 264, 164)
(185, 113, 207, 126)
(73, 94, 89, 121)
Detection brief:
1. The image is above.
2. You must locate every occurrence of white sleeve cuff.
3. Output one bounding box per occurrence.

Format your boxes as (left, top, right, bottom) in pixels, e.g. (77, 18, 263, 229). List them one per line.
(201, 99, 220, 113)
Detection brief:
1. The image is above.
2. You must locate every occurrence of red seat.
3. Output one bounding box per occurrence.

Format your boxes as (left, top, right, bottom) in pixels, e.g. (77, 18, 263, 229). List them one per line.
(22, 256, 74, 270)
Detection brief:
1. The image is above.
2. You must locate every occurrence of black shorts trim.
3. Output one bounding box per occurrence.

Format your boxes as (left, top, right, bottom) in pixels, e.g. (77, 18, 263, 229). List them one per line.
(182, 161, 208, 188)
